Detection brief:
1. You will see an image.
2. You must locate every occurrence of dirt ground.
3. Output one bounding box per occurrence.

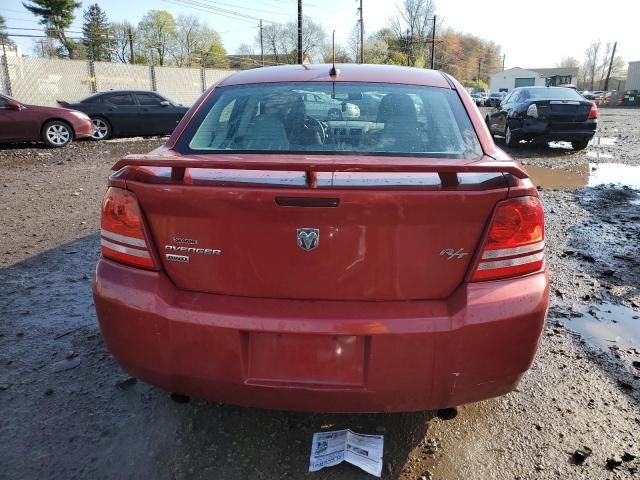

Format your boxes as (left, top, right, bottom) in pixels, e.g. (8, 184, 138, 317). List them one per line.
(1, 110, 639, 480)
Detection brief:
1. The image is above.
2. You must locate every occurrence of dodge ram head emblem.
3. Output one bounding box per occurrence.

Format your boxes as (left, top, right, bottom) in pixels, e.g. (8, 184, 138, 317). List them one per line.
(297, 228, 320, 251)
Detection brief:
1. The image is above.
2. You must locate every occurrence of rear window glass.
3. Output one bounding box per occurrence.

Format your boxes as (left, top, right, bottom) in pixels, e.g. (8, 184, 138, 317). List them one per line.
(523, 88, 583, 100)
(181, 82, 482, 159)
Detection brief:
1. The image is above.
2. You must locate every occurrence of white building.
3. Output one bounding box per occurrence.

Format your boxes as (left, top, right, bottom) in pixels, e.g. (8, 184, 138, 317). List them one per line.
(489, 67, 579, 93)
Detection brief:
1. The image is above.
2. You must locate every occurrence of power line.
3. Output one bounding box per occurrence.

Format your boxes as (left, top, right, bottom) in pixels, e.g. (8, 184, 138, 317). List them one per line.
(165, 0, 280, 24)
(195, 0, 290, 17)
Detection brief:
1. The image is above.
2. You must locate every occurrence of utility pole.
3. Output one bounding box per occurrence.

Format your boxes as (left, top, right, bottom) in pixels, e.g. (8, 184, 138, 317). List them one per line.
(430, 15, 436, 69)
(358, 0, 364, 63)
(502, 54, 505, 71)
(477, 57, 482, 81)
(128, 26, 135, 64)
(604, 41, 617, 91)
(259, 20, 264, 66)
(297, 0, 303, 64)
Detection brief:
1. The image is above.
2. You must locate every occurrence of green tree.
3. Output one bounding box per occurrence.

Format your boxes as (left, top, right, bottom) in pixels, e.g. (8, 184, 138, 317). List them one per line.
(23, 0, 82, 59)
(138, 10, 176, 66)
(199, 28, 228, 69)
(82, 3, 111, 61)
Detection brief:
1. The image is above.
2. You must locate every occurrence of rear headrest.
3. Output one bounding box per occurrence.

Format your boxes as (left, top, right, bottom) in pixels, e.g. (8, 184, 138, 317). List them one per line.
(377, 93, 417, 123)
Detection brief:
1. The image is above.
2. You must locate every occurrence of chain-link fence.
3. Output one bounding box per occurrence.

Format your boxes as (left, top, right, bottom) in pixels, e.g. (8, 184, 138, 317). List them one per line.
(0, 54, 237, 106)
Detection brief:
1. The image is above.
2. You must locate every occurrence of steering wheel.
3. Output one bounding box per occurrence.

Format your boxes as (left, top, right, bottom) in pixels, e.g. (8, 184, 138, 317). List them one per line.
(303, 116, 327, 144)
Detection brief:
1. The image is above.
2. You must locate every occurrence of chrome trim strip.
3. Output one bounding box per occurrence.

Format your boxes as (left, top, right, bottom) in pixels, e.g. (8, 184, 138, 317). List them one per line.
(101, 229, 147, 247)
(477, 252, 544, 270)
(100, 239, 150, 258)
(482, 241, 544, 259)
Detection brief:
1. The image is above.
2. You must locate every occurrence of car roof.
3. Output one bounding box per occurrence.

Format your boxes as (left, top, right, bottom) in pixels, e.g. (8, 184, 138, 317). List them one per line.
(219, 64, 452, 89)
(90, 90, 160, 97)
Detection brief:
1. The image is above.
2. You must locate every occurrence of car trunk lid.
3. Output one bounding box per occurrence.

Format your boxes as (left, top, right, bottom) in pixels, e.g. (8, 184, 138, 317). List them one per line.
(114, 154, 525, 301)
(535, 100, 592, 123)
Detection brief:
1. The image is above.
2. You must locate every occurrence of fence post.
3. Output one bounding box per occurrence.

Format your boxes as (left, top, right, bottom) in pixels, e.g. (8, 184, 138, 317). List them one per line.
(150, 65, 157, 92)
(0, 44, 12, 97)
(200, 67, 206, 93)
(87, 58, 97, 94)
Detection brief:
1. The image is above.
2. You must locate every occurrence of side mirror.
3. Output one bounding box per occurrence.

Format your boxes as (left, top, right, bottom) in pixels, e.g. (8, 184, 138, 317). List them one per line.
(160, 100, 170, 107)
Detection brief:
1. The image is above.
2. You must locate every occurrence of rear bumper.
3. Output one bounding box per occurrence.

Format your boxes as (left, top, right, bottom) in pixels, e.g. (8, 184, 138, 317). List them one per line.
(93, 259, 549, 412)
(513, 118, 597, 143)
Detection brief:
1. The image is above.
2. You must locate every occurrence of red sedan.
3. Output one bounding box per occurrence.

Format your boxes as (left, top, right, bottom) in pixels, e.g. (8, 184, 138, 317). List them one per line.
(93, 64, 548, 413)
(0, 94, 94, 147)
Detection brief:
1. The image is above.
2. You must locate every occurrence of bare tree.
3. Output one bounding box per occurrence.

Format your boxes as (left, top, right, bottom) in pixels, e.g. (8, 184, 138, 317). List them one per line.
(173, 15, 200, 67)
(258, 23, 285, 63)
(556, 56, 580, 68)
(583, 40, 601, 90)
(32, 37, 58, 58)
(388, 0, 436, 66)
(255, 18, 325, 64)
(347, 23, 360, 62)
(110, 21, 134, 63)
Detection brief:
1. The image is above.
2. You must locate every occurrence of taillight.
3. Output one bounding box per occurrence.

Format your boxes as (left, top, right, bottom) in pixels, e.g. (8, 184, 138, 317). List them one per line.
(471, 196, 544, 281)
(588, 103, 598, 119)
(100, 187, 157, 269)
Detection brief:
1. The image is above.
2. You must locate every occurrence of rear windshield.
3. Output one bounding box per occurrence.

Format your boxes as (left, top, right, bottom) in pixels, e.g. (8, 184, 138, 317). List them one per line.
(181, 82, 482, 159)
(523, 88, 584, 100)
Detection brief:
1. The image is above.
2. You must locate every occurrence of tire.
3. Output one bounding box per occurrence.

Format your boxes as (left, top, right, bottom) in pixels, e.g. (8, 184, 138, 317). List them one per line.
(91, 116, 112, 140)
(571, 139, 590, 150)
(504, 125, 518, 147)
(42, 120, 73, 148)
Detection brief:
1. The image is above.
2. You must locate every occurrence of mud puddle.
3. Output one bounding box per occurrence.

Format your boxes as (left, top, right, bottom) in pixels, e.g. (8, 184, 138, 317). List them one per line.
(560, 302, 640, 350)
(528, 162, 640, 190)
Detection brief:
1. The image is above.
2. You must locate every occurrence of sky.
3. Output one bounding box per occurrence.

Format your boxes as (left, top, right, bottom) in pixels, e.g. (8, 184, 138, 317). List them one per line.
(2, 0, 639, 69)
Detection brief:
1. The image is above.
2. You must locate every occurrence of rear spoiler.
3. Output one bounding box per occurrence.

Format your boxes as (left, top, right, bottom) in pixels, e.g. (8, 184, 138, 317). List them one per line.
(113, 154, 528, 175)
(112, 154, 529, 187)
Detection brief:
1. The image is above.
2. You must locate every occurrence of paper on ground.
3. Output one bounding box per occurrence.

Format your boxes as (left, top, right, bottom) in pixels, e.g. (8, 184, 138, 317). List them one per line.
(309, 429, 384, 477)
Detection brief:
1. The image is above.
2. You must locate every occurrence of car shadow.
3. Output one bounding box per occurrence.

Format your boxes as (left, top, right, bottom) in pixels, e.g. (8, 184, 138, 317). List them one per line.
(0, 234, 433, 479)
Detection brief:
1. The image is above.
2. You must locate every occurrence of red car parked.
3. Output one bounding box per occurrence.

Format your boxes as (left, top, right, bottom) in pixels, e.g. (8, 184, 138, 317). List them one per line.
(0, 94, 94, 147)
(93, 64, 549, 413)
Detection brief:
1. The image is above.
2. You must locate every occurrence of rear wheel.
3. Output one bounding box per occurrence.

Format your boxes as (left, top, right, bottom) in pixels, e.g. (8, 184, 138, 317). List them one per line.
(91, 116, 111, 140)
(571, 139, 590, 150)
(42, 120, 73, 148)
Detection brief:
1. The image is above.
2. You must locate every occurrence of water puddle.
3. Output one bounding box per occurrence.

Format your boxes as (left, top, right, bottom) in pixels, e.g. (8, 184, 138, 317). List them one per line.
(561, 302, 640, 350)
(588, 163, 640, 188)
(586, 151, 614, 160)
(590, 136, 617, 147)
(528, 163, 640, 191)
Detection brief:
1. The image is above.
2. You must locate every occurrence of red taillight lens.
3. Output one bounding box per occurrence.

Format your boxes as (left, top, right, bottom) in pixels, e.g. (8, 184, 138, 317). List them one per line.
(471, 196, 545, 281)
(100, 187, 156, 269)
(588, 103, 598, 119)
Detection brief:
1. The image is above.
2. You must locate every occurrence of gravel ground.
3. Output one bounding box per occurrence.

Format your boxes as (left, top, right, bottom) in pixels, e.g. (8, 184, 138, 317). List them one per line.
(1, 110, 639, 480)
